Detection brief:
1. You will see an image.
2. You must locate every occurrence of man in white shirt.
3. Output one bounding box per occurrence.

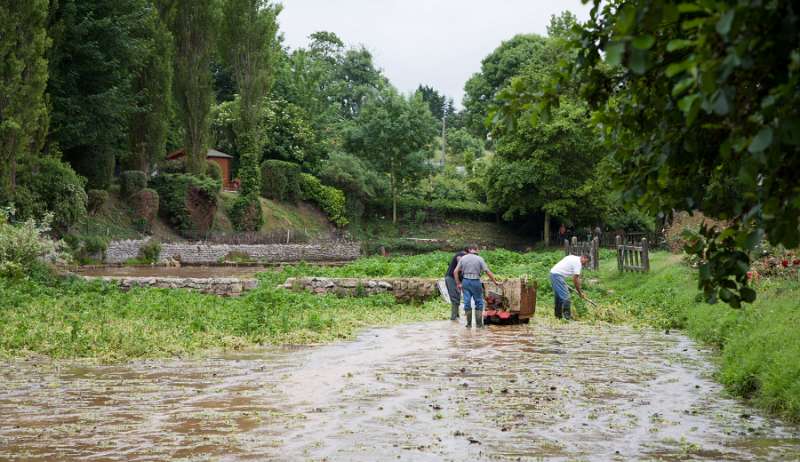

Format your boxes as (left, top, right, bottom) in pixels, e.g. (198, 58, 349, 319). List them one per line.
(549, 254, 590, 320)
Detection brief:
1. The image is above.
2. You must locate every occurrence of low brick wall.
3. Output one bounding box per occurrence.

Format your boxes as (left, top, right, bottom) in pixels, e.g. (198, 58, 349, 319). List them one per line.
(84, 276, 259, 297)
(282, 277, 439, 302)
(105, 239, 361, 264)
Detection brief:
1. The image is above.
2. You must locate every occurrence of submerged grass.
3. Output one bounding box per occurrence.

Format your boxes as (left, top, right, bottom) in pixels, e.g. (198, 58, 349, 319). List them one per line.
(0, 270, 445, 362)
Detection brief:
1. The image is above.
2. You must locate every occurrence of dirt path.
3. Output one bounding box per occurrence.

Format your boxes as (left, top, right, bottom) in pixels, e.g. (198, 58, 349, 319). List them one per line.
(1, 321, 798, 461)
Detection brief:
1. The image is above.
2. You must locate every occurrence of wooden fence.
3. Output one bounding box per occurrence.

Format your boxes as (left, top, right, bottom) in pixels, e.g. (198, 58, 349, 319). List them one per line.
(564, 236, 599, 271)
(616, 236, 650, 272)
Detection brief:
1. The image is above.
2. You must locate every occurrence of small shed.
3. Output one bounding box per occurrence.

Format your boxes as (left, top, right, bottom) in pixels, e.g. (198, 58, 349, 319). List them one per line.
(167, 148, 234, 189)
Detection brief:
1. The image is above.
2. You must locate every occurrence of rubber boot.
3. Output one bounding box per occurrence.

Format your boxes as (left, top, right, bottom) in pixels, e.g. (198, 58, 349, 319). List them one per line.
(451, 302, 460, 321)
(465, 310, 473, 328)
(475, 310, 484, 328)
(554, 298, 563, 319)
(562, 300, 572, 320)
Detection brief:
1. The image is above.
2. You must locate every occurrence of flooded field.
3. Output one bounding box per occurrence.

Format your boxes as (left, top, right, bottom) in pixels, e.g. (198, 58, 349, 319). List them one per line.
(1, 320, 798, 461)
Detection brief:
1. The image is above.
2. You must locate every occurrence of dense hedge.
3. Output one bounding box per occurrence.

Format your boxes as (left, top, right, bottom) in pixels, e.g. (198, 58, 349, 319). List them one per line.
(14, 156, 87, 231)
(261, 159, 301, 202)
(119, 170, 147, 198)
(150, 174, 218, 236)
(299, 173, 348, 227)
(229, 194, 264, 232)
(130, 188, 159, 233)
(368, 196, 495, 223)
(86, 189, 109, 215)
(206, 160, 223, 189)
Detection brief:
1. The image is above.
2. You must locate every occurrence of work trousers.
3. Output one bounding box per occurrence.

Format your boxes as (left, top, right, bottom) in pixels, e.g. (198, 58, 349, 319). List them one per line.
(444, 276, 460, 320)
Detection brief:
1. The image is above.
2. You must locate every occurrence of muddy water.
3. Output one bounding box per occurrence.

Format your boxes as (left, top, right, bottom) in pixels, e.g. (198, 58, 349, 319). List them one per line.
(1, 321, 799, 461)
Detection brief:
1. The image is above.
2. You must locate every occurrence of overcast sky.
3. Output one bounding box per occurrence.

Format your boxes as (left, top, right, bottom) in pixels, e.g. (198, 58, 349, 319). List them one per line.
(277, 0, 592, 108)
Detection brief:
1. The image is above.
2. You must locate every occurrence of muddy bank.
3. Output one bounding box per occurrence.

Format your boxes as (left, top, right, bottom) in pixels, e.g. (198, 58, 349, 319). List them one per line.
(1, 321, 798, 461)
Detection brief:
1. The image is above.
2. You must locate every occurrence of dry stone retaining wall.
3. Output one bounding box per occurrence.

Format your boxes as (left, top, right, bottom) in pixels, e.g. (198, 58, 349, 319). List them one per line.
(282, 277, 439, 302)
(105, 239, 360, 264)
(84, 276, 259, 297)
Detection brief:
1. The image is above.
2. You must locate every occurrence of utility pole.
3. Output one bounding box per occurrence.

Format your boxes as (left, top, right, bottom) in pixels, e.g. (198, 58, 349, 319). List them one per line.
(441, 102, 447, 167)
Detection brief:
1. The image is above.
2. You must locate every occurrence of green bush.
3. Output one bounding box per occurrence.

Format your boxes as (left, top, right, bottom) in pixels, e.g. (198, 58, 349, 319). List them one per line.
(229, 194, 264, 232)
(261, 159, 302, 202)
(62, 233, 108, 265)
(0, 208, 61, 278)
(87, 189, 109, 215)
(206, 160, 223, 190)
(299, 173, 348, 227)
(130, 188, 159, 234)
(119, 170, 148, 198)
(150, 174, 218, 237)
(160, 158, 186, 174)
(13, 156, 87, 231)
(139, 240, 161, 264)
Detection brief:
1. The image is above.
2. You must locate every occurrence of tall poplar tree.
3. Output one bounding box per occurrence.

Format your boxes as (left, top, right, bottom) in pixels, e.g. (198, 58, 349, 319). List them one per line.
(171, 0, 216, 175)
(219, 0, 281, 197)
(126, 5, 173, 174)
(0, 0, 50, 202)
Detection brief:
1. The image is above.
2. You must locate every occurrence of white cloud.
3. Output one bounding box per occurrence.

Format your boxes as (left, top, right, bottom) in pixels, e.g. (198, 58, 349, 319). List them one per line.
(277, 0, 592, 108)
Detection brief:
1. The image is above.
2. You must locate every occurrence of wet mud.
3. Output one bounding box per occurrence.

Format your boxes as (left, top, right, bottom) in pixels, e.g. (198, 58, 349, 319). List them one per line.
(1, 321, 799, 461)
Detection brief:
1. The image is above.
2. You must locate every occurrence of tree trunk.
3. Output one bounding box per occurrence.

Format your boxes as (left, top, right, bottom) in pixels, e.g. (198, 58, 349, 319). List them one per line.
(391, 169, 397, 224)
(544, 211, 551, 247)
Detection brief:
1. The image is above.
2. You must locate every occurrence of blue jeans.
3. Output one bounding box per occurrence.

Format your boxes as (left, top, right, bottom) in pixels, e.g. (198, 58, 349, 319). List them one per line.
(550, 272, 571, 319)
(462, 278, 484, 312)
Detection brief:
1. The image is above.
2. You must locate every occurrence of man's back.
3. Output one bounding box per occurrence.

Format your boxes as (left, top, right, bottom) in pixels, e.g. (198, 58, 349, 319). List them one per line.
(550, 255, 582, 277)
(458, 253, 488, 279)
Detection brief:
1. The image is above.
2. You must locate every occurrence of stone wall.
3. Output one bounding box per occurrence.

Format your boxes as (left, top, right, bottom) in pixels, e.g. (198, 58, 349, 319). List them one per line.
(105, 239, 361, 264)
(282, 277, 439, 302)
(84, 276, 259, 297)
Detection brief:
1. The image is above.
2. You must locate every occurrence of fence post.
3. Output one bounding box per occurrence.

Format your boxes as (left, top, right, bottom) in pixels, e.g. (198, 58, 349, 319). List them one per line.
(564, 239, 569, 256)
(642, 238, 650, 272)
(616, 235, 622, 272)
(592, 237, 599, 271)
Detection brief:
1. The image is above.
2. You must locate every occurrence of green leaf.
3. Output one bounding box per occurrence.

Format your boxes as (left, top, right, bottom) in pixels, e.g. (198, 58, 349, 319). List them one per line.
(605, 41, 625, 66)
(716, 9, 735, 36)
(667, 39, 695, 51)
(628, 49, 648, 74)
(632, 35, 655, 50)
(748, 127, 773, 153)
(678, 3, 703, 13)
(671, 77, 695, 97)
(677, 93, 700, 114)
(710, 90, 730, 115)
(666, 59, 693, 77)
(616, 5, 637, 35)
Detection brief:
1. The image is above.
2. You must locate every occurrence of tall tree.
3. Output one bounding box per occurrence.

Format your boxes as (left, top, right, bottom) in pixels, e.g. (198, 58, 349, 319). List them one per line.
(346, 89, 437, 223)
(219, 0, 281, 197)
(0, 0, 50, 202)
(494, 1, 800, 306)
(171, 0, 217, 176)
(126, 4, 173, 174)
(47, 0, 151, 188)
(463, 34, 549, 140)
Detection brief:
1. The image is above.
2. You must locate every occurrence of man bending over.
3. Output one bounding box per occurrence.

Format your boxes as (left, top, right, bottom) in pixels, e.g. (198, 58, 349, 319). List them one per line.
(549, 254, 590, 320)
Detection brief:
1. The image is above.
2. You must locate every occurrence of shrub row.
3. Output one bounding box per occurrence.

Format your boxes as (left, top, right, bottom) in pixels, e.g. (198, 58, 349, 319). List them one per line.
(150, 174, 218, 236)
(261, 159, 302, 202)
(299, 173, 348, 227)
